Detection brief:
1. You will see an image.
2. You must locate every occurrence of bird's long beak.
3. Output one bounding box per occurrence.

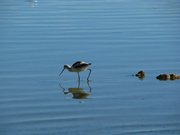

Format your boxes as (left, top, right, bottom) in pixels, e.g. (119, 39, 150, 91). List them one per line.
(59, 68, 65, 76)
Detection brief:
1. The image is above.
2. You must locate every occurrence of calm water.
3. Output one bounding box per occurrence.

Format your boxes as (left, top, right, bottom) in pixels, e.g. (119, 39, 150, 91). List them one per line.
(1, 0, 180, 135)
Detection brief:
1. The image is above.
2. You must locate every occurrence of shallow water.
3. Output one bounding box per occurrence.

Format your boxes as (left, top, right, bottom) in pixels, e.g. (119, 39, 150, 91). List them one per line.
(1, 0, 180, 135)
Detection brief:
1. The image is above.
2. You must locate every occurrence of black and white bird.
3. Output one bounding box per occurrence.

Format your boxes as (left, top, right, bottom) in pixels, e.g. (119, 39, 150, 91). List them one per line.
(59, 61, 92, 81)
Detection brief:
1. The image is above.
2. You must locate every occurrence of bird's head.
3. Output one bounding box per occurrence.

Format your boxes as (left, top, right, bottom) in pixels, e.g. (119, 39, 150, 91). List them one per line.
(64, 64, 70, 69)
(59, 64, 71, 76)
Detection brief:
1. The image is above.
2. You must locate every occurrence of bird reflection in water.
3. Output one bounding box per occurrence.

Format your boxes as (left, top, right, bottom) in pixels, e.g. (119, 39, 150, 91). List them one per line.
(59, 81, 92, 101)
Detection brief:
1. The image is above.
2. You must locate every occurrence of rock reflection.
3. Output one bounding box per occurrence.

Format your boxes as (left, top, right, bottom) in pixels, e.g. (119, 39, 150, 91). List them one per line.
(59, 81, 92, 100)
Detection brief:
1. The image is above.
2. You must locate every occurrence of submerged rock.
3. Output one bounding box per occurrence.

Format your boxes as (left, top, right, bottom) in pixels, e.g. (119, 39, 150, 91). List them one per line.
(156, 74, 180, 81)
(135, 70, 145, 80)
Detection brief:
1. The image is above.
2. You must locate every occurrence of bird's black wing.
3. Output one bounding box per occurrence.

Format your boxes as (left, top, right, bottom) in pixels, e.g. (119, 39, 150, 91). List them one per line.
(72, 61, 84, 68)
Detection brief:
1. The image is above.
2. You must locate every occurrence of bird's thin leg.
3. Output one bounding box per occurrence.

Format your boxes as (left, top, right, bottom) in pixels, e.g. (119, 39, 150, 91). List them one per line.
(87, 80, 92, 93)
(77, 72, 80, 82)
(87, 69, 91, 81)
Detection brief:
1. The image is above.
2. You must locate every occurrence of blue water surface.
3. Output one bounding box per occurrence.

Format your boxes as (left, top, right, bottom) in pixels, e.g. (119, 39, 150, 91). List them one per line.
(0, 0, 180, 135)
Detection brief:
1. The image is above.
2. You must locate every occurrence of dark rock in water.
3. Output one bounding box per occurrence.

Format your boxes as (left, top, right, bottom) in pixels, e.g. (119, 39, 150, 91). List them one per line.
(156, 74, 180, 81)
(156, 74, 170, 80)
(170, 74, 177, 80)
(135, 70, 145, 80)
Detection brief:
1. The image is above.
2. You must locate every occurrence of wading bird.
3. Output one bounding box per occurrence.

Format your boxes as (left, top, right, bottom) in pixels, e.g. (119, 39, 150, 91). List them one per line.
(59, 61, 92, 81)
